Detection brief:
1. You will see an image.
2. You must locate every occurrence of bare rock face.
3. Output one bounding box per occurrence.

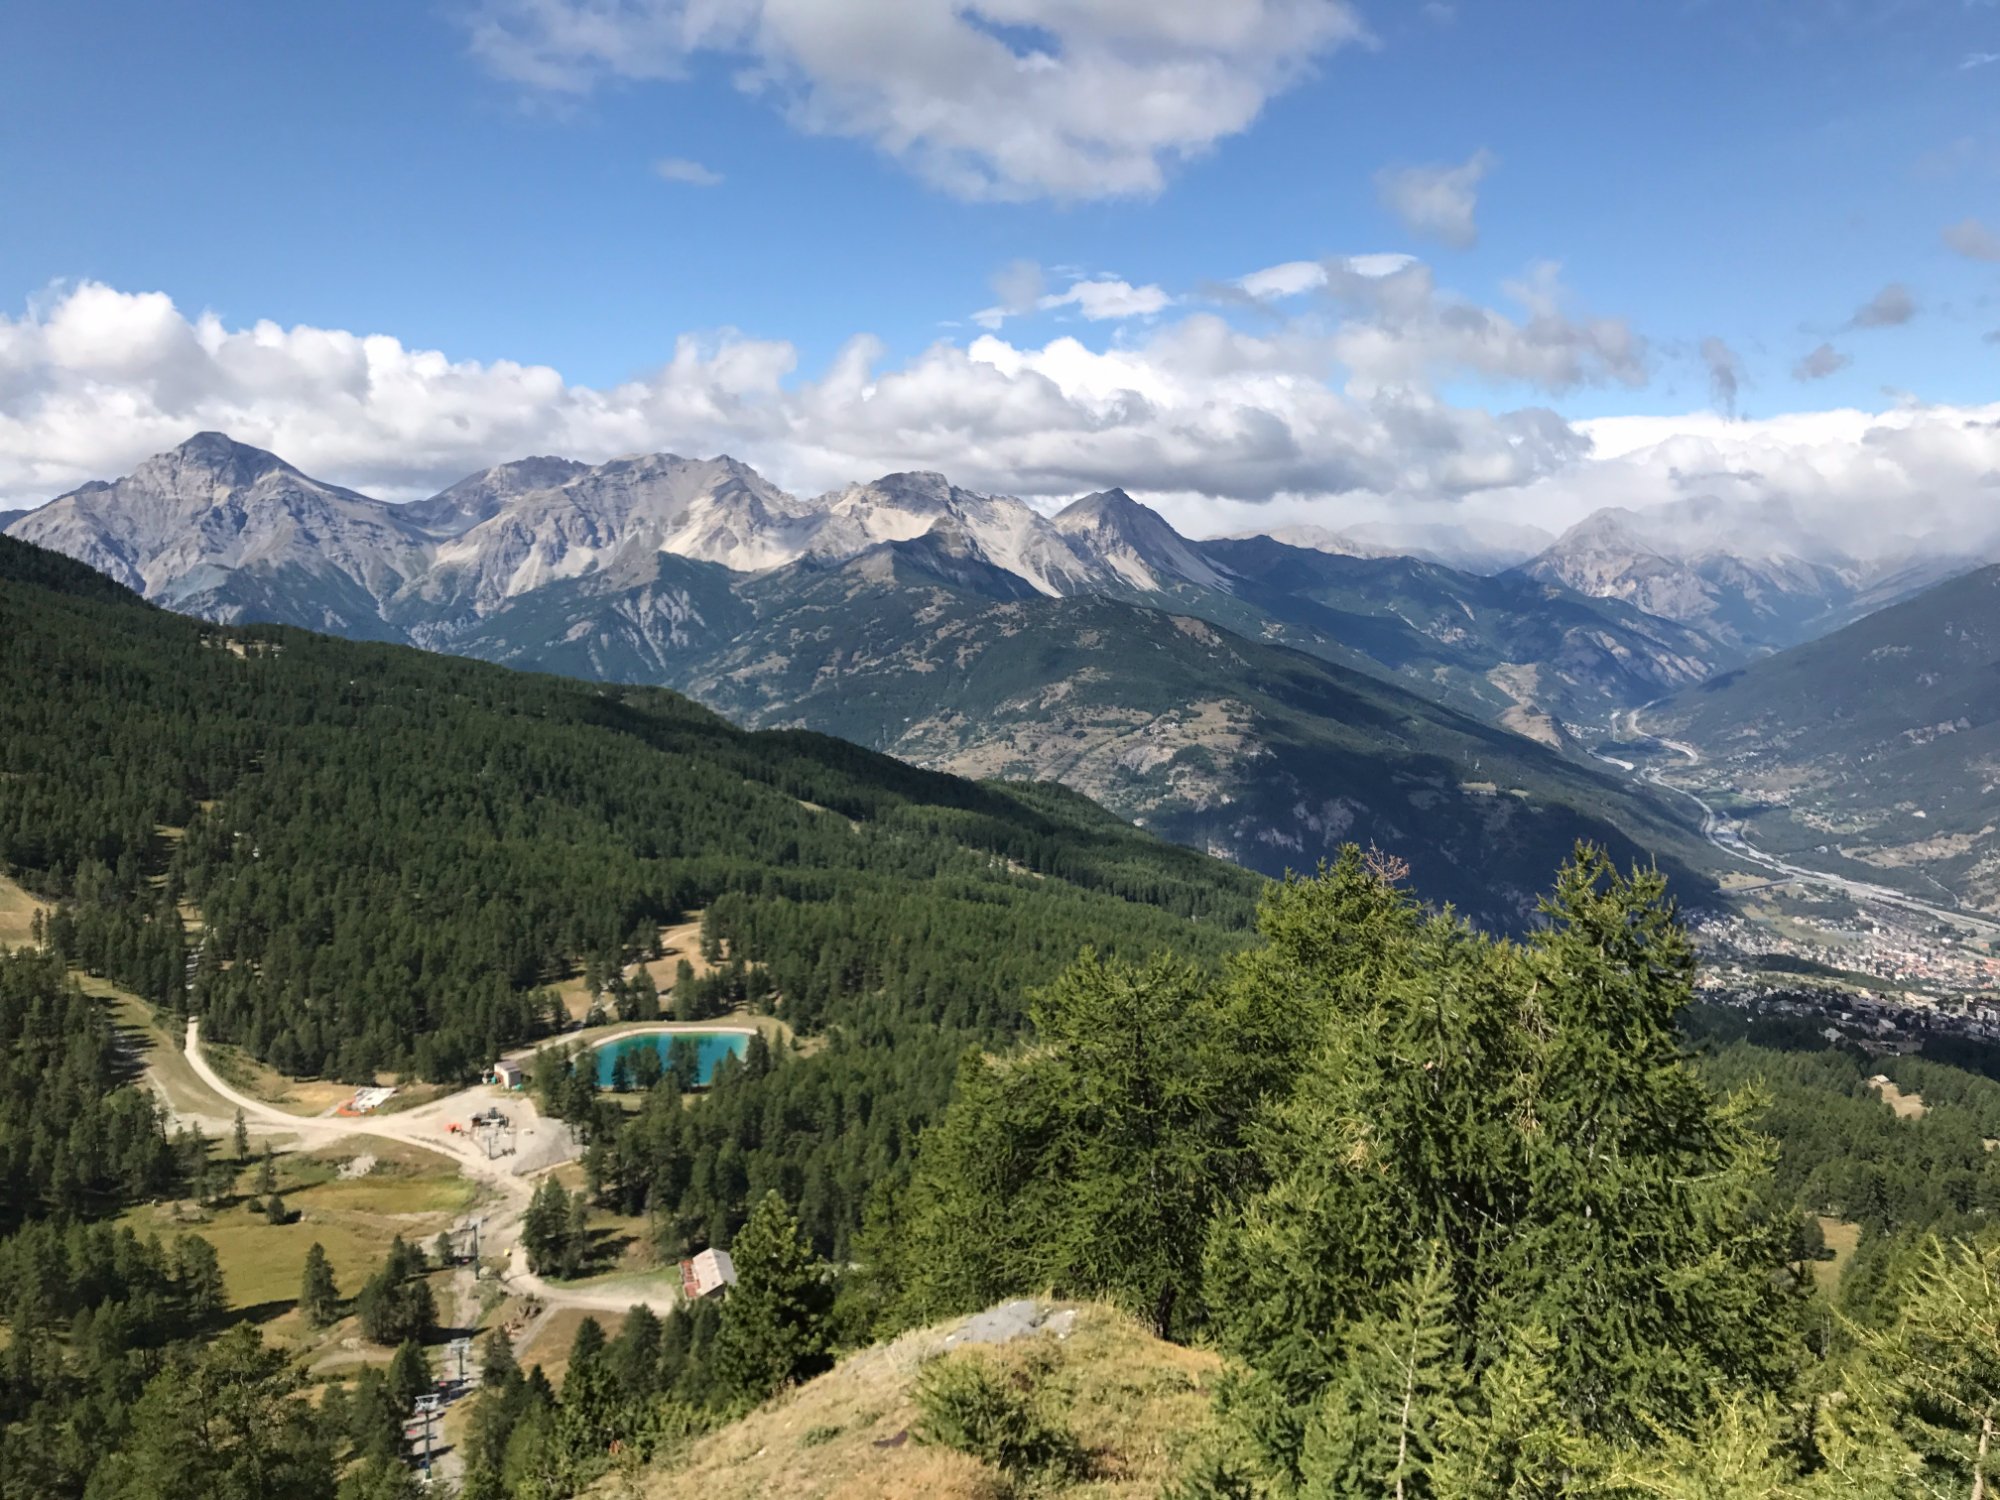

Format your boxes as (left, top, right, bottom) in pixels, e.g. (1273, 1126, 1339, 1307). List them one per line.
(1052, 488, 1234, 592)
(8, 433, 432, 618)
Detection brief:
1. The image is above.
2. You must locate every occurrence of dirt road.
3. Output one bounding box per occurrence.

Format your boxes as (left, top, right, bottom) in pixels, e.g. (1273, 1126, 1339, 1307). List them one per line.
(178, 1020, 680, 1317)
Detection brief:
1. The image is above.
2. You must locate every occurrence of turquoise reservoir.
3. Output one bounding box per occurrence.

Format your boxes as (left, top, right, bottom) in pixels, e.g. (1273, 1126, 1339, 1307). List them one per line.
(593, 1030, 748, 1089)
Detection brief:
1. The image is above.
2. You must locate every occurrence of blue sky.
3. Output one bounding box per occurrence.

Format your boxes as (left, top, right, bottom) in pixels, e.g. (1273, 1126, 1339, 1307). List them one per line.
(2, 0, 1998, 537)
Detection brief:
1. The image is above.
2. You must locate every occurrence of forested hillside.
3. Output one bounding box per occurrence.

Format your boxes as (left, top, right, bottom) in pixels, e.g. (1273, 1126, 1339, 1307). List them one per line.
(0, 531, 1260, 1254)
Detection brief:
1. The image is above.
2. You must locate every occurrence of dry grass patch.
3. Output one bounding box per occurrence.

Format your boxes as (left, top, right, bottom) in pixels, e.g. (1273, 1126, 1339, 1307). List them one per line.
(526, 1309, 631, 1389)
(119, 1138, 476, 1320)
(203, 1040, 355, 1116)
(1869, 1077, 1927, 1119)
(633, 1302, 1222, 1500)
(1812, 1217, 1863, 1296)
(0, 871, 48, 950)
(94, 980, 246, 1123)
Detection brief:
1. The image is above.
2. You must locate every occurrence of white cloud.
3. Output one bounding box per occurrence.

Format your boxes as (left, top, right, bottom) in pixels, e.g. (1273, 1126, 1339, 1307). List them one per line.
(653, 156, 724, 185)
(1944, 217, 2000, 262)
(12, 279, 1998, 562)
(1238, 259, 1328, 300)
(1484, 403, 2000, 554)
(1045, 278, 1171, 320)
(1323, 258, 1647, 393)
(0, 275, 1608, 515)
(1375, 149, 1495, 250)
(469, 0, 1367, 202)
(1235, 253, 1413, 300)
(975, 273, 1171, 328)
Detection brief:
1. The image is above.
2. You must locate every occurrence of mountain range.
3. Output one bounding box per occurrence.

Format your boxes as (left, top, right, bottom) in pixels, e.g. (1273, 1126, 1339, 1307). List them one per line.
(7, 433, 1732, 727)
(5, 433, 1730, 920)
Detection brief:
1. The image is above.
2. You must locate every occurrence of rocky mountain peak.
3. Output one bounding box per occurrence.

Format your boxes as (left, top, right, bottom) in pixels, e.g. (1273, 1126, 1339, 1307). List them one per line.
(1053, 487, 1231, 592)
(400, 454, 592, 537)
(134, 431, 299, 500)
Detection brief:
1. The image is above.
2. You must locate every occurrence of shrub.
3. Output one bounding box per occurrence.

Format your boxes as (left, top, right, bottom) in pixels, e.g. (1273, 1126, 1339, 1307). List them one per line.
(913, 1349, 1085, 1488)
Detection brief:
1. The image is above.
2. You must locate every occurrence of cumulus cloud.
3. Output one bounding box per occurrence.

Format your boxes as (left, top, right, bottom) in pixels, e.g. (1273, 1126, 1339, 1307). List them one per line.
(468, 0, 1366, 202)
(1944, 217, 2000, 262)
(1322, 258, 1648, 393)
(1850, 282, 1917, 329)
(1477, 403, 2000, 557)
(653, 156, 723, 185)
(1375, 149, 1496, 250)
(0, 275, 1620, 516)
(1700, 336, 1744, 418)
(1792, 342, 1851, 382)
(15, 278, 1998, 561)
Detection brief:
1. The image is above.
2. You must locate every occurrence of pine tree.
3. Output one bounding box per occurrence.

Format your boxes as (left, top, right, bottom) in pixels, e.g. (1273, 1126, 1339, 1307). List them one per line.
(86, 1324, 336, 1500)
(612, 1305, 664, 1402)
(523, 1178, 569, 1276)
(335, 1451, 426, 1500)
(714, 1190, 834, 1403)
(562, 1191, 590, 1279)
(232, 1108, 249, 1162)
(481, 1326, 519, 1388)
(631, 966, 659, 1022)
(387, 1339, 431, 1413)
(174, 1234, 227, 1323)
(300, 1242, 340, 1326)
(256, 1145, 278, 1198)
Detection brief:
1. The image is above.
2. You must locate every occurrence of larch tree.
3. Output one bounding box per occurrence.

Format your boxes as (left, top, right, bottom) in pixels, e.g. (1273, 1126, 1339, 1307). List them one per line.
(713, 1190, 833, 1404)
(300, 1242, 340, 1327)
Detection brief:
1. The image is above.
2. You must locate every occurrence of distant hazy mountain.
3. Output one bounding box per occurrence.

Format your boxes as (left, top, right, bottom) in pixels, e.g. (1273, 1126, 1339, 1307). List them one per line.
(9, 433, 430, 638)
(1198, 537, 1727, 739)
(1247, 518, 1555, 574)
(1517, 499, 1972, 653)
(1654, 563, 2000, 913)
(1053, 487, 1236, 591)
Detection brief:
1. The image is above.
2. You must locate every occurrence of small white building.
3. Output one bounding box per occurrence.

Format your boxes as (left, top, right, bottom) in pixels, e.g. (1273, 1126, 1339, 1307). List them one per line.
(680, 1247, 737, 1300)
(493, 1059, 525, 1090)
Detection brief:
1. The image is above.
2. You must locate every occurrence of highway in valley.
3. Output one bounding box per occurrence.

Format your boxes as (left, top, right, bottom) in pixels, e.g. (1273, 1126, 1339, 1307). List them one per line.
(1595, 708, 2000, 938)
